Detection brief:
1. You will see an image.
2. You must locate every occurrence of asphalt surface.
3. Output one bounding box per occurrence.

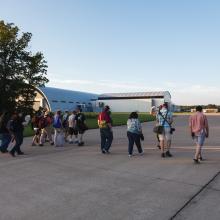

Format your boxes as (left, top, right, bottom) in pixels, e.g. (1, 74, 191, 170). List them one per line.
(0, 115, 220, 220)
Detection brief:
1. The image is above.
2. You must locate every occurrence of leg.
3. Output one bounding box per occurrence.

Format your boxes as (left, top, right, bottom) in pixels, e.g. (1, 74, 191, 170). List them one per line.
(54, 129, 58, 146)
(127, 132, 135, 156)
(165, 128, 172, 157)
(100, 129, 106, 152)
(78, 132, 84, 146)
(134, 133, 143, 154)
(16, 132, 24, 154)
(105, 130, 113, 152)
(156, 134, 161, 149)
(46, 127, 53, 142)
(39, 128, 46, 145)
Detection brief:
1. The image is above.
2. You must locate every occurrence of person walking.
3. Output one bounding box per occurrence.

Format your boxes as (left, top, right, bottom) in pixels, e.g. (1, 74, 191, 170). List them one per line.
(156, 103, 173, 158)
(75, 108, 87, 146)
(53, 110, 64, 147)
(151, 105, 161, 149)
(39, 111, 54, 146)
(127, 112, 144, 157)
(98, 105, 113, 154)
(189, 106, 209, 164)
(7, 112, 25, 156)
(62, 110, 69, 142)
(68, 110, 78, 144)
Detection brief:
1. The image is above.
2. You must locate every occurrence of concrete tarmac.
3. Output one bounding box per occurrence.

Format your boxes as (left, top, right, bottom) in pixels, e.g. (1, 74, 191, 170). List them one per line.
(0, 115, 220, 220)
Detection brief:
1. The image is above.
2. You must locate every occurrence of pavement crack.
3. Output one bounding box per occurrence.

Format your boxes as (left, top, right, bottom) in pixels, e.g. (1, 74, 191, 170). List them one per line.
(169, 170, 220, 220)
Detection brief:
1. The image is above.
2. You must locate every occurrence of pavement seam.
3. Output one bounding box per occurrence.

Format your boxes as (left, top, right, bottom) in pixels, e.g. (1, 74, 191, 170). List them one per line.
(169, 170, 220, 220)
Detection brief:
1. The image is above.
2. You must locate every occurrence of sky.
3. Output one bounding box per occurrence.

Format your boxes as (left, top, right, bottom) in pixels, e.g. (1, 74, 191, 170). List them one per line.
(1, 0, 220, 105)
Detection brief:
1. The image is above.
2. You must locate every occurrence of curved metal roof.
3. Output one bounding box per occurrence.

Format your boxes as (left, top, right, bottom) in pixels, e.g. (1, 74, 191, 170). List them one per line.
(38, 87, 98, 111)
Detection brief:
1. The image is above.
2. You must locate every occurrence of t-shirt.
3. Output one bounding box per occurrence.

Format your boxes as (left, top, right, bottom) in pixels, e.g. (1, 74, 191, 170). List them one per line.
(189, 112, 208, 134)
(127, 118, 142, 134)
(157, 108, 173, 128)
(68, 114, 76, 128)
(98, 111, 111, 128)
(75, 113, 85, 125)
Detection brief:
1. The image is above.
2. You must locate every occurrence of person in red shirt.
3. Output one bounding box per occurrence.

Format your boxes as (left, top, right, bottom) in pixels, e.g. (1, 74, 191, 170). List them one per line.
(189, 106, 209, 163)
(98, 105, 113, 154)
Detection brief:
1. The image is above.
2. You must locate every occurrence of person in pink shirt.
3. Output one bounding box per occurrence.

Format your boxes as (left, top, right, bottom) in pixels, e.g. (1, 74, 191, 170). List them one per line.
(189, 106, 209, 163)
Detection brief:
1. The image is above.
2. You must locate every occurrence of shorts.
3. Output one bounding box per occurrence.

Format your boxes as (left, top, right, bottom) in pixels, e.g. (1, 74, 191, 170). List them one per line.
(194, 131, 206, 146)
(158, 127, 172, 141)
(68, 127, 78, 135)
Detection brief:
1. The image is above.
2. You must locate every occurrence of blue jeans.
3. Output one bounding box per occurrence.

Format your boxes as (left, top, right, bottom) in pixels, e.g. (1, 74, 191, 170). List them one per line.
(100, 128, 113, 151)
(127, 131, 143, 155)
(0, 133, 11, 152)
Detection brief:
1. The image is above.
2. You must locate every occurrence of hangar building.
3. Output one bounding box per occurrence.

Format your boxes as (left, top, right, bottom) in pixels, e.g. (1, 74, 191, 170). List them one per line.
(97, 91, 172, 112)
(34, 87, 98, 112)
(34, 87, 172, 113)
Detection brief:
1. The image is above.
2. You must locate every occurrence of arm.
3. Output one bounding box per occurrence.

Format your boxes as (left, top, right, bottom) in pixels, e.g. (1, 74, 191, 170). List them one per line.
(204, 116, 209, 138)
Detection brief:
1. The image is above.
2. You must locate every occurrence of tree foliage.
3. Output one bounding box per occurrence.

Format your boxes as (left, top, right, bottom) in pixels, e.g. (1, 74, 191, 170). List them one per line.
(0, 20, 48, 114)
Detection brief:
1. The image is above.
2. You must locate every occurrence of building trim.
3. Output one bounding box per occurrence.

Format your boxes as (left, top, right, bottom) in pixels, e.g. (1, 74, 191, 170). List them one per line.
(98, 96, 164, 100)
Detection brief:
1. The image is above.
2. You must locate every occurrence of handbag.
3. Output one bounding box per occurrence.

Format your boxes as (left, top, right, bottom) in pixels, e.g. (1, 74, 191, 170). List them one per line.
(153, 125, 164, 134)
(140, 133, 144, 141)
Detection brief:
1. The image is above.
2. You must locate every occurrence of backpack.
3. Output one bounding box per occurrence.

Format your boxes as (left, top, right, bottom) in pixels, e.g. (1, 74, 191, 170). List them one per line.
(98, 112, 108, 128)
(62, 115, 68, 128)
(38, 117, 48, 129)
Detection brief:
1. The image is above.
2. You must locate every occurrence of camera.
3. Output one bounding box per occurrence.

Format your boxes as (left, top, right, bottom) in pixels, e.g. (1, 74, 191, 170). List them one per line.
(170, 128, 175, 134)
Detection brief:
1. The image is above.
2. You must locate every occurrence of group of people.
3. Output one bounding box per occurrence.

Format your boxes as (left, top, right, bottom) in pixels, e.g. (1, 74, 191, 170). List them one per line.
(98, 104, 209, 164)
(0, 104, 209, 163)
(31, 107, 88, 148)
(0, 107, 88, 157)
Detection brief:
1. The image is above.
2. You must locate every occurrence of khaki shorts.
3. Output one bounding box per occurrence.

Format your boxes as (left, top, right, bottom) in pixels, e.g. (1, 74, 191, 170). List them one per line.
(158, 127, 172, 141)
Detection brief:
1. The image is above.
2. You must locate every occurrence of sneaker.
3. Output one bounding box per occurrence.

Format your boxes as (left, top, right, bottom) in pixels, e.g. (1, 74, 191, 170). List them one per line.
(105, 150, 110, 154)
(78, 142, 84, 146)
(128, 154, 132, 157)
(17, 151, 24, 155)
(166, 151, 173, 157)
(74, 140, 79, 144)
(102, 149, 106, 154)
(161, 153, 166, 158)
(139, 152, 144, 156)
(193, 159, 200, 164)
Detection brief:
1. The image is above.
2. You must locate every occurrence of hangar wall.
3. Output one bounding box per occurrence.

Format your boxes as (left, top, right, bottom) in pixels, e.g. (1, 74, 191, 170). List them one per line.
(98, 99, 153, 112)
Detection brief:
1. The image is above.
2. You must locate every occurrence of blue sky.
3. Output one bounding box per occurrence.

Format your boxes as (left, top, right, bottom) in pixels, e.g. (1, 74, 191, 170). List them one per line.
(1, 0, 220, 105)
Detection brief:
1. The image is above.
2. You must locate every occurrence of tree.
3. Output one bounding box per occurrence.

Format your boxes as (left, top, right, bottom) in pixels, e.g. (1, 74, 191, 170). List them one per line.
(0, 20, 48, 114)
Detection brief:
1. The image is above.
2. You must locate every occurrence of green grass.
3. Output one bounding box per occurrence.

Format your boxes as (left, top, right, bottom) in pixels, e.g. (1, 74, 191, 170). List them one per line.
(24, 112, 155, 137)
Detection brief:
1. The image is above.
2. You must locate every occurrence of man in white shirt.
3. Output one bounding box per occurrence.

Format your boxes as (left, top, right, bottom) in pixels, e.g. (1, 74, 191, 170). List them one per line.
(68, 111, 78, 144)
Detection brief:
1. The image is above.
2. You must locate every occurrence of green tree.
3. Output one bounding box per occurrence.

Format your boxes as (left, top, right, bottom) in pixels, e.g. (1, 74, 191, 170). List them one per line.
(0, 20, 48, 114)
